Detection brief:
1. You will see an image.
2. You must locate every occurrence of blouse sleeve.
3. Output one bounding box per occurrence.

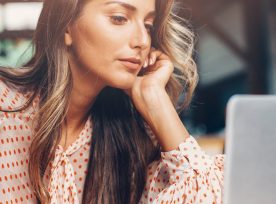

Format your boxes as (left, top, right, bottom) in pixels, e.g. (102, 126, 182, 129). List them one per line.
(139, 135, 225, 204)
(0, 79, 38, 120)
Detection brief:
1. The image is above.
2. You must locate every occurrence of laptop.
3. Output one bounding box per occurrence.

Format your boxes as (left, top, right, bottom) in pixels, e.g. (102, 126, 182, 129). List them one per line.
(224, 95, 276, 204)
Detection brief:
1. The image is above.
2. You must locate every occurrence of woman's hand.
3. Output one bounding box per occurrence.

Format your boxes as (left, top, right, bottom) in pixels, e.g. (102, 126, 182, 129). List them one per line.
(124, 47, 190, 151)
(126, 47, 174, 92)
(124, 47, 174, 119)
(139, 47, 174, 90)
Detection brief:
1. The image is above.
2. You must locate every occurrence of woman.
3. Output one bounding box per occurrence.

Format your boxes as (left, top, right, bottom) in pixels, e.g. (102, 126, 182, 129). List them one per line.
(0, 0, 224, 203)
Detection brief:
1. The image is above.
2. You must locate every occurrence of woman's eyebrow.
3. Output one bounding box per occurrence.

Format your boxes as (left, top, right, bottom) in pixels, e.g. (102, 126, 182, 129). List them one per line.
(104, 0, 156, 18)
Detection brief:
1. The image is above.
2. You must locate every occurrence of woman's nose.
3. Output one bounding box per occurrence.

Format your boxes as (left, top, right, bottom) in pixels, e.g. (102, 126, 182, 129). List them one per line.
(129, 22, 151, 50)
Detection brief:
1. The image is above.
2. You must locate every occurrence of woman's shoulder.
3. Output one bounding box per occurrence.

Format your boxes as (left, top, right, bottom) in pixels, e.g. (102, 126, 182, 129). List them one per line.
(0, 77, 36, 114)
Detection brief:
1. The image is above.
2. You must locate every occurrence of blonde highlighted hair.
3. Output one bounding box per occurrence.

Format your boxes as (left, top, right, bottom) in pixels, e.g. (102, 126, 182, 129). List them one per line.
(0, 0, 198, 203)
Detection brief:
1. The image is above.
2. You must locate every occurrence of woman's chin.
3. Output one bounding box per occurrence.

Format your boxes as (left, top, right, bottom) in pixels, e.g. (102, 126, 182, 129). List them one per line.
(108, 78, 136, 90)
(112, 82, 135, 90)
(100, 70, 139, 90)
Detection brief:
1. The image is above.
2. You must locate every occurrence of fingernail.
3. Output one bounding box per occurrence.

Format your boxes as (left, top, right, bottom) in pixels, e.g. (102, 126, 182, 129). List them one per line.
(149, 58, 153, 66)
(143, 60, 148, 68)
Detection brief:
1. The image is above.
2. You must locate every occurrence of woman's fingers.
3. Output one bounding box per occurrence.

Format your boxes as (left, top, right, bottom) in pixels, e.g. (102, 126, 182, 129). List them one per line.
(149, 48, 170, 64)
(143, 47, 172, 73)
(147, 49, 166, 69)
(143, 59, 148, 68)
(149, 51, 157, 66)
(143, 47, 155, 68)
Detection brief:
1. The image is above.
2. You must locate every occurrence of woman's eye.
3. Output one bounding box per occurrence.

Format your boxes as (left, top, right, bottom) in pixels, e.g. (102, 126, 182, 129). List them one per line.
(110, 16, 128, 25)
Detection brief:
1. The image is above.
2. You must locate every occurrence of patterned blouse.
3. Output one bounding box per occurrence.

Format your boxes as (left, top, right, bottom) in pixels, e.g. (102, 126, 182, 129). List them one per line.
(0, 79, 225, 203)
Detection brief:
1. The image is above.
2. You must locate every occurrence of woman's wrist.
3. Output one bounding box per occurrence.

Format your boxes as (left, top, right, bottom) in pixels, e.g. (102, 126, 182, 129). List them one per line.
(140, 87, 190, 151)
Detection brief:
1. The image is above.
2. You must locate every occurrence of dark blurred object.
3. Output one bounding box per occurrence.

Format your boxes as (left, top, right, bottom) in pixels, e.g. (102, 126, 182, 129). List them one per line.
(0, 30, 34, 39)
(0, 40, 7, 57)
(178, 0, 274, 134)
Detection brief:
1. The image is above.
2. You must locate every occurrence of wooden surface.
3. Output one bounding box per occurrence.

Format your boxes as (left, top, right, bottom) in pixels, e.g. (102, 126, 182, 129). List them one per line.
(195, 135, 225, 155)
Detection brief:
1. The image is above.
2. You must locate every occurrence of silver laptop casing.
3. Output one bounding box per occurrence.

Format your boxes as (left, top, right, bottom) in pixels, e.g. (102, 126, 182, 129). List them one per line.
(224, 95, 276, 204)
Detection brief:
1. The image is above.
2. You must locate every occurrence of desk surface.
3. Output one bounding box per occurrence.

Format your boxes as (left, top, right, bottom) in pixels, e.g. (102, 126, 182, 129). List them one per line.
(195, 135, 225, 155)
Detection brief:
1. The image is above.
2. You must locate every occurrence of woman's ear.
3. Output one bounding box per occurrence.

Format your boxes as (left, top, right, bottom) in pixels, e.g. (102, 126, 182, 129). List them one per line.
(64, 27, 73, 46)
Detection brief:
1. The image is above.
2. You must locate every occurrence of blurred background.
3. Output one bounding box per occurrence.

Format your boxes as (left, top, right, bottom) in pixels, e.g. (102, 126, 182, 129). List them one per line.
(0, 0, 275, 154)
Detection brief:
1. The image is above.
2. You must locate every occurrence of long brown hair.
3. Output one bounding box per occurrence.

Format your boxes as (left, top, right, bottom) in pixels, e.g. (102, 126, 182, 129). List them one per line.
(0, 0, 198, 203)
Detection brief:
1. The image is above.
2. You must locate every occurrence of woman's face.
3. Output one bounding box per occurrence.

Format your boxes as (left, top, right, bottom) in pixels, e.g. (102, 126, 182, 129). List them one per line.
(66, 0, 156, 89)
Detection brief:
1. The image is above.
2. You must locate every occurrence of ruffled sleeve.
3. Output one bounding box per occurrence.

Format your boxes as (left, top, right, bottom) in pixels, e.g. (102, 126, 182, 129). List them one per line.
(139, 135, 225, 204)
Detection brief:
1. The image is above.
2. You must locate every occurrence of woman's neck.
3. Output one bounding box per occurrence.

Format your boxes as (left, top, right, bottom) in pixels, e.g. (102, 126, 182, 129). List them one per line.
(66, 54, 106, 132)
(60, 57, 106, 149)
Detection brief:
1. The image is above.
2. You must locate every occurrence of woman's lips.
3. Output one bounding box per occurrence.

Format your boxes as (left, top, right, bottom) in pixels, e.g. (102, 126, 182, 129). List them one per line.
(119, 60, 141, 70)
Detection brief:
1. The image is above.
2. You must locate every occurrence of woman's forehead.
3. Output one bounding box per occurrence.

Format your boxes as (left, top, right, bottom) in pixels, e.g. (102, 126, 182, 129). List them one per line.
(79, 0, 157, 20)
(90, 0, 156, 11)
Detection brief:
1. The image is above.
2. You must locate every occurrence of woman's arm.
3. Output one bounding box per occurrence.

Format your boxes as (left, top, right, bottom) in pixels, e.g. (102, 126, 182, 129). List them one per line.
(139, 138, 225, 204)
(126, 48, 225, 204)
(137, 86, 189, 152)
(124, 48, 189, 151)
